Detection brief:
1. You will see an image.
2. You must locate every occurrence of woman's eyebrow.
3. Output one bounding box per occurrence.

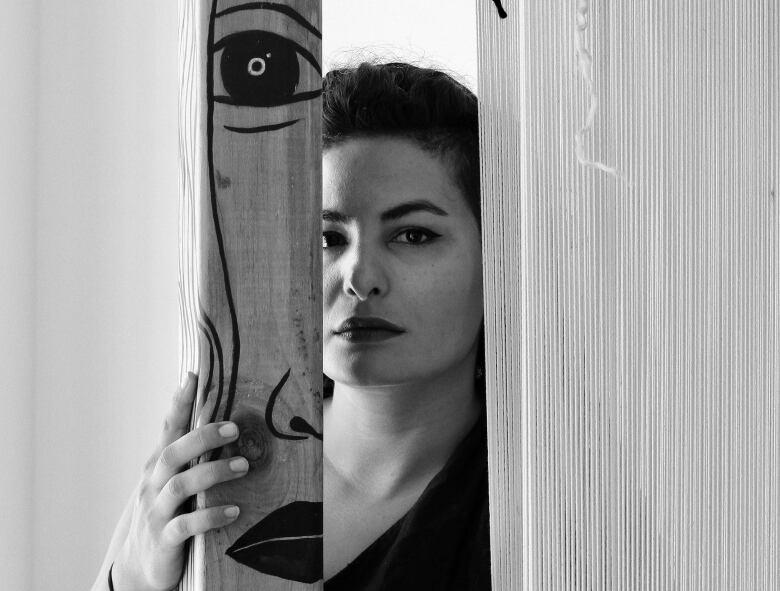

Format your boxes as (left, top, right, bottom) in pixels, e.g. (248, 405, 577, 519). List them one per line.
(321, 200, 450, 224)
(215, 2, 322, 38)
(380, 200, 449, 221)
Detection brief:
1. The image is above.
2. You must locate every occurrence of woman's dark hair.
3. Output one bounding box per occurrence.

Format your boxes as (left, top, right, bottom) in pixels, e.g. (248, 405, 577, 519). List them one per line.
(321, 62, 485, 398)
(322, 62, 481, 228)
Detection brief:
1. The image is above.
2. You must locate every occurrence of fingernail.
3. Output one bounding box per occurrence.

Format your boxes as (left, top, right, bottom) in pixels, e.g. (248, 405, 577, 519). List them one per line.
(224, 506, 240, 519)
(229, 457, 249, 472)
(219, 422, 238, 438)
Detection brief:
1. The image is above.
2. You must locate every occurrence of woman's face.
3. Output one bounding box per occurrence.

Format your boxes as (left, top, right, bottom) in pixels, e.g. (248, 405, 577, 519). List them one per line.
(322, 136, 483, 389)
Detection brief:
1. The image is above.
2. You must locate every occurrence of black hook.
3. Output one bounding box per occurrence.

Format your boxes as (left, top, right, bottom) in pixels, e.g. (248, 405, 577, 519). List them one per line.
(491, 0, 507, 19)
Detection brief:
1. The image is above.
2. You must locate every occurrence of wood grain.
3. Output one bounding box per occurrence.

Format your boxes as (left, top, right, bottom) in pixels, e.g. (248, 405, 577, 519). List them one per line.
(178, 0, 322, 588)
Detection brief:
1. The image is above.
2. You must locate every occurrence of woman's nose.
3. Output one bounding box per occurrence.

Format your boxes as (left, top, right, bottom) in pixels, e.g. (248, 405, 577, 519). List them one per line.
(341, 243, 388, 301)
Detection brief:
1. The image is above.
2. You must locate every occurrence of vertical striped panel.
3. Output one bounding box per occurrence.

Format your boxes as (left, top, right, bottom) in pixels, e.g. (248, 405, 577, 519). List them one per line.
(477, 1, 779, 588)
(177, 0, 203, 588)
(177, 0, 201, 391)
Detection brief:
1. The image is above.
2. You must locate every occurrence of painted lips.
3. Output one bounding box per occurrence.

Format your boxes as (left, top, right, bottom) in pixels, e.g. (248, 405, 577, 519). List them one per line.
(226, 501, 323, 583)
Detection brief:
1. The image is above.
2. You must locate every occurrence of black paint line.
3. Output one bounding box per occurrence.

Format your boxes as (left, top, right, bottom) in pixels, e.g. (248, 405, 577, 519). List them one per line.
(234, 501, 322, 539)
(265, 369, 307, 441)
(491, 0, 507, 18)
(207, 0, 241, 428)
(196, 321, 216, 407)
(225, 119, 300, 134)
(226, 501, 323, 583)
(203, 322, 216, 406)
(289, 415, 322, 441)
(214, 89, 323, 108)
(200, 307, 226, 428)
(213, 33, 321, 75)
(228, 538, 322, 583)
(232, 534, 321, 548)
(216, 2, 322, 39)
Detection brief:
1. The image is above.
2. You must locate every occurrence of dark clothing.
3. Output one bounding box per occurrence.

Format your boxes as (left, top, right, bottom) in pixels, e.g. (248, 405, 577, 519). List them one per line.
(324, 409, 491, 590)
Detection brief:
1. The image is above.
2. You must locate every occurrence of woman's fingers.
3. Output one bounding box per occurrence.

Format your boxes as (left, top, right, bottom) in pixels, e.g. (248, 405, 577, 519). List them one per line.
(161, 505, 241, 547)
(155, 456, 249, 518)
(108, 377, 250, 591)
(150, 421, 240, 490)
(159, 372, 198, 449)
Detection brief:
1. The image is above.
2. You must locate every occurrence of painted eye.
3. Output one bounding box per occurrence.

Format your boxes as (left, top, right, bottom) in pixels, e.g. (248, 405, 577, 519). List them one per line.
(214, 31, 321, 108)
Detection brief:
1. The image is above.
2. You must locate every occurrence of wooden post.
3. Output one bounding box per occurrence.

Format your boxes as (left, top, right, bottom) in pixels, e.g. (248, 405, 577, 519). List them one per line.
(477, 0, 778, 588)
(178, 0, 322, 588)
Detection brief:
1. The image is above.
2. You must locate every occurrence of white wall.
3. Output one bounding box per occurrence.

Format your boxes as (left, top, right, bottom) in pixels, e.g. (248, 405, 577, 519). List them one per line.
(323, 0, 478, 91)
(0, 2, 38, 590)
(33, 1, 179, 588)
(0, 1, 475, 588)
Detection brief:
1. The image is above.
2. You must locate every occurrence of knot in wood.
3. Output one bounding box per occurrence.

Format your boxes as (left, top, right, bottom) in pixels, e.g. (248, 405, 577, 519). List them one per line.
(231, 409, 272, 469)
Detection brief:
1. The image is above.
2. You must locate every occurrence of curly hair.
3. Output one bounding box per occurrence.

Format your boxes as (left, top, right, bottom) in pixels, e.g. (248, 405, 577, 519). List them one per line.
(322, 61, 481, 229)
(321, 62, 485, 397)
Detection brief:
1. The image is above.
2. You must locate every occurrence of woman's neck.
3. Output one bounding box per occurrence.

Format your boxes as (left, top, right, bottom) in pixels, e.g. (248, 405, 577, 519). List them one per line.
(324, 362, 483, 501)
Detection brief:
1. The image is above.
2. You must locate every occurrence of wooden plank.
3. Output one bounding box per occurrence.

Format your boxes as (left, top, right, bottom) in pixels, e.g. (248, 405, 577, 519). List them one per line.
(178, 0, 323, 588)
(476, 0, 779, 589)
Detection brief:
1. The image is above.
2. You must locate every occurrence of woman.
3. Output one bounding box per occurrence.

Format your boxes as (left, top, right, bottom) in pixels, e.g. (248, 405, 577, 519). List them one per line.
(96, 62, 490, 591)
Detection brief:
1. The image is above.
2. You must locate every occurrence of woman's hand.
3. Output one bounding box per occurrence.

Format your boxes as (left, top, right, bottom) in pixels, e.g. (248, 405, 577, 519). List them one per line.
(111, 373, 249, 591)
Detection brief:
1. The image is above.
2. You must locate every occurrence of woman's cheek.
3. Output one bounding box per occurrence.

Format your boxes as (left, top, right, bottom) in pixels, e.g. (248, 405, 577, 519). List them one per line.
(321, 263, 340, 308)
(431, 251, 483, 338)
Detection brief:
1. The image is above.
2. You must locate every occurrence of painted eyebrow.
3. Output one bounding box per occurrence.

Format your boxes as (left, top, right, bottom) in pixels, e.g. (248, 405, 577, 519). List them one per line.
(322, 200, 450, 223)
(216, 2, 322, 39)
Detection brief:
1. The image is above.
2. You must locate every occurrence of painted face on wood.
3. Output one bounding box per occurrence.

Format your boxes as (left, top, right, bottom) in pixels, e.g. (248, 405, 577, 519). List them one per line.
(194, 0, 323, 584)
(322, 136, 484, 389)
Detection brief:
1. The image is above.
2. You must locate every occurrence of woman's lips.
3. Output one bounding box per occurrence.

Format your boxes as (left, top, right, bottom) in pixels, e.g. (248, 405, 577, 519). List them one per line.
(336, 328, 404, 343)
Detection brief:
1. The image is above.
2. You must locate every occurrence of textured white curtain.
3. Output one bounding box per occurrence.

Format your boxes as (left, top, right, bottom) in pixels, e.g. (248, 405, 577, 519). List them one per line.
(478, 1, 779, 589)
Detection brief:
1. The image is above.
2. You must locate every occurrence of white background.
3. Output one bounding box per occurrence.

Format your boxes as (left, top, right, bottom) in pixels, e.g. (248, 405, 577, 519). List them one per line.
(0, 1, 476, 589)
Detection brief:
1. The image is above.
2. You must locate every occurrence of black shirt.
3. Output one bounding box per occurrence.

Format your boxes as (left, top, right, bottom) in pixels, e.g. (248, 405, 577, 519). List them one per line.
(324, 408, 491, 590)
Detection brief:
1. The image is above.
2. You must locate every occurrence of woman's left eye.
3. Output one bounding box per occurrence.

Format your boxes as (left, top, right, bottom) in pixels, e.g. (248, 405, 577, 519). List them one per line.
(391, 228, 441, 245)
(322, 231, 346, 248)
